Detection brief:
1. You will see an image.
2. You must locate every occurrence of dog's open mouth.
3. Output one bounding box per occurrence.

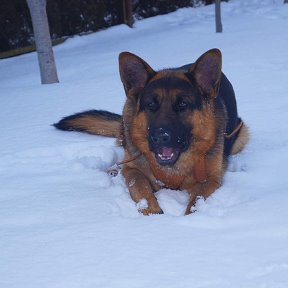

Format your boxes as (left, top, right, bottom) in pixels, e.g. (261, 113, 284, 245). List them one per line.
(155, 147, 180, 165)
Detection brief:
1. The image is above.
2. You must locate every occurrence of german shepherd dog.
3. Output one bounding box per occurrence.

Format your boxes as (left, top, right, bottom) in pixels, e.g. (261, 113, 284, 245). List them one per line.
(54, 49, 248, 215)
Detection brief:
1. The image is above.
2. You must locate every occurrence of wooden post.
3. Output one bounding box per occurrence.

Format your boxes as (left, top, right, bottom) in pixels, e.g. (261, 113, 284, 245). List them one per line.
(215, 0, 223, 33)
(123, 0, 134, 28)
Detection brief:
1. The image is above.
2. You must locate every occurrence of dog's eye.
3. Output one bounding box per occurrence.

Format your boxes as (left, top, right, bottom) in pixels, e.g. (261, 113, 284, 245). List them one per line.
(175, 100, 188, 112)
(146, 101, 159, 112)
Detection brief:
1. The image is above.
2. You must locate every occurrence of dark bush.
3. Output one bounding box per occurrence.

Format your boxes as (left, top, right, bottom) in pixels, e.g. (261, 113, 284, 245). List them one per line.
(0, 0, 227, 53)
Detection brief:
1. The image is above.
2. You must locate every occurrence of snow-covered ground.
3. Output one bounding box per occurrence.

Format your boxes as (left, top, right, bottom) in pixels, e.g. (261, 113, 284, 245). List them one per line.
(1, 0, 288, 287)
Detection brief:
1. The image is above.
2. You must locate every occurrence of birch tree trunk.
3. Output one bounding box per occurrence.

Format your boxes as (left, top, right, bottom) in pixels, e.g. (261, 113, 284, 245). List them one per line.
(26, 0, 59, 84)
(215, 0, 223, 33)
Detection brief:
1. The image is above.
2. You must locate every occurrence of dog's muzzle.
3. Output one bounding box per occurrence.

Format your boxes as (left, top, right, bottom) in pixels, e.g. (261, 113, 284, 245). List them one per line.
(149, 127, 189, 165)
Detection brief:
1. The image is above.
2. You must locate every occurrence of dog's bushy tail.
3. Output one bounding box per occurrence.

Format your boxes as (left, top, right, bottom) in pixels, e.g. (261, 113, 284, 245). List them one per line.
(53, 110, 122, 138)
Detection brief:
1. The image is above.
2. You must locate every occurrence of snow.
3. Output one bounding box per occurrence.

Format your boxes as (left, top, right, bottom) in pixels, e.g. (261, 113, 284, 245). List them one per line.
(1, 0, 288, 287)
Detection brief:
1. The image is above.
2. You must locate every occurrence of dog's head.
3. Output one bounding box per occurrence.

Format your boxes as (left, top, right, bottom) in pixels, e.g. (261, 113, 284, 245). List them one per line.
(119, 49, 222, 167)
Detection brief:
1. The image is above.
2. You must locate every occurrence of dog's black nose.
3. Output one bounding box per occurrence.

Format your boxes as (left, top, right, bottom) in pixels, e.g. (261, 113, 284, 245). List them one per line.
(150, 128, 171, 145)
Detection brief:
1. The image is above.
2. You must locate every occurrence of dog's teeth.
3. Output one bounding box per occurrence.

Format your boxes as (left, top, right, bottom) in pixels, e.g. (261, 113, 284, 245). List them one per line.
(158, 153, 174, 160)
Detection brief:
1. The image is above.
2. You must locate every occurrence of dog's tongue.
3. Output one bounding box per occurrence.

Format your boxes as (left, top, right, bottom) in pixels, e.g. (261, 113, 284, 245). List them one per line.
(161, 147, 174, 157)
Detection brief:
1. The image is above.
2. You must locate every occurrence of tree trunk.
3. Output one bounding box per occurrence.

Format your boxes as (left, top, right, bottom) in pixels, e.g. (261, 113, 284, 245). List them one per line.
(26, 0, 59, 84)
(215, 0, 223, 33)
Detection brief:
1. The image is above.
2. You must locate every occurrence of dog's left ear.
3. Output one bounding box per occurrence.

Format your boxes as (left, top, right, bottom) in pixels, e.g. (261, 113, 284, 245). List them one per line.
(119, 52, 155, 95)
(189, 49, 222, 99)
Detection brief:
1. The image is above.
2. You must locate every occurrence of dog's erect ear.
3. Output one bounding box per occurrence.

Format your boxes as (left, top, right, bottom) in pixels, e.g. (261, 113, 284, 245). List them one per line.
(189, 49, 222, 99)
(119, 52, 155, 95)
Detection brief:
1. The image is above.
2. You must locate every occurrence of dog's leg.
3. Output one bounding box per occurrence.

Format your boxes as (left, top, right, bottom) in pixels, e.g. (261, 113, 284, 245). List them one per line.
(185, 148, 224, 214)
(185, 179, 221, 215)
(122, 166, 163, 215)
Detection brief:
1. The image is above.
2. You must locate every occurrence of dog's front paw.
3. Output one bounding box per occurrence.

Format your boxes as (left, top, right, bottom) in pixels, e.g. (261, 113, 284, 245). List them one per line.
(184, 206, 196, 215)
(184, 197, 198, 215)
(140, 206, 164, 216)
(137, 198, 163, 215)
